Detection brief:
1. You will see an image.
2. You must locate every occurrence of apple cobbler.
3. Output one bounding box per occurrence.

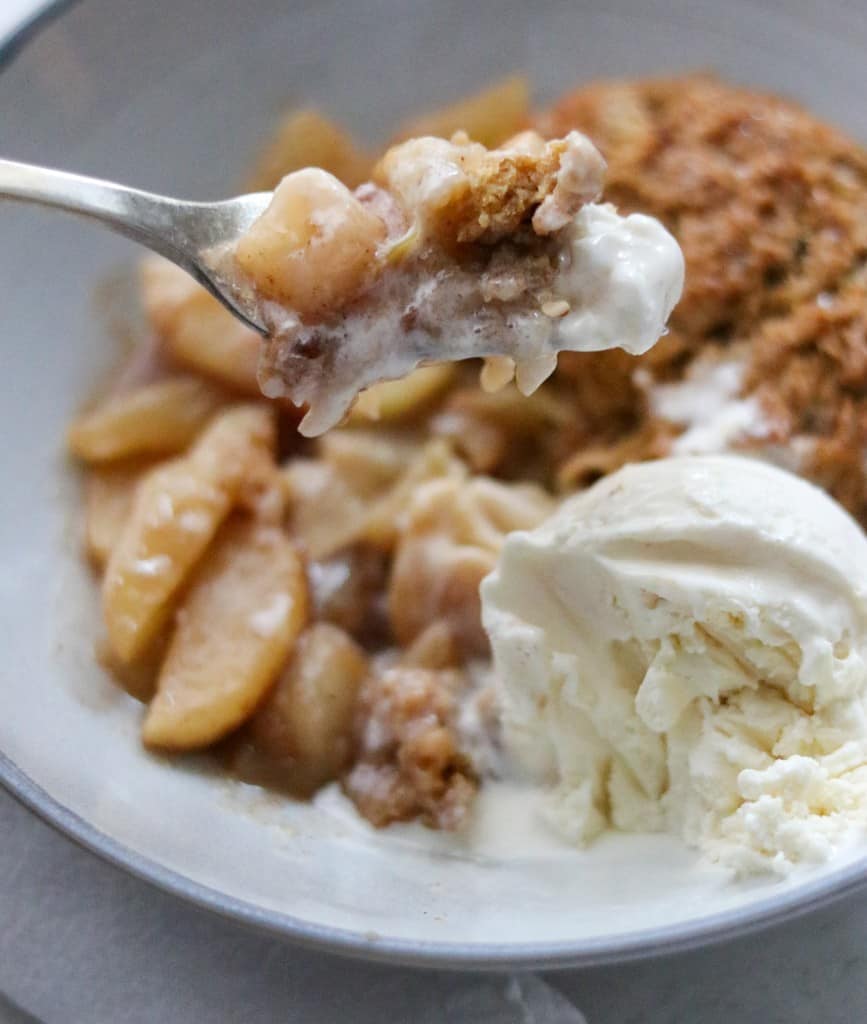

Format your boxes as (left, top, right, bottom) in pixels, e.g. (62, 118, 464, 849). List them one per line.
(221, 127, 681, 435)
(69, 74, 867, 833)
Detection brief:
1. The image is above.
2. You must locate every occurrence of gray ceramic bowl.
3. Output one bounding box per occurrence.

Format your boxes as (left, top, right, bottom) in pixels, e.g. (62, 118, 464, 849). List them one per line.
(5, 0, 867, 970)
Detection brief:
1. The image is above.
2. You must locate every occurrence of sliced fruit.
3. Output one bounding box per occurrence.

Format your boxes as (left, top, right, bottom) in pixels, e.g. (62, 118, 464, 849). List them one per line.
(68, 376, 226, 463)
(102, 405, 275, 662)
(143, 517, 307, 750)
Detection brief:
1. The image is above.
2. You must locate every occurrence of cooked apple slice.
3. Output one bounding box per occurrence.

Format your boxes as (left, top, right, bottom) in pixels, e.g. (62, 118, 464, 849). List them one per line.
(349, 364, 455, 423)
(141, 258, 262, 395)
(234, 168, 386, 318)
(245, 108, 370, 193)
(68, 375, 227, 463)
(143, 517, 308, 750)
(233, 622, 368, 796)
(394, 76, 529, 148)
(84, 461, 153, 570)
(102, 405, 275, 662)
(96, 624, 171, 704)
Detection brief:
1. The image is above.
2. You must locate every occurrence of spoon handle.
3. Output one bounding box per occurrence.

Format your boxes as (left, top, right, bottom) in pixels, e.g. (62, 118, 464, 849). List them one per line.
(0, 158, 268, 333)
(0, 158, 202, 266)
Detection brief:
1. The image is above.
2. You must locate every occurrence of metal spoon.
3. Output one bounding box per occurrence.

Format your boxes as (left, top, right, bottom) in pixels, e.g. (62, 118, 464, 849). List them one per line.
(0, 158, 271, 334)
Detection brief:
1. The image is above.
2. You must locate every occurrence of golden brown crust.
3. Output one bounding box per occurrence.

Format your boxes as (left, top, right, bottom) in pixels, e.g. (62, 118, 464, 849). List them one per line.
(430, 136, 577, 244)
(374, 132, 604, 246)
(540, 74, 867, 521)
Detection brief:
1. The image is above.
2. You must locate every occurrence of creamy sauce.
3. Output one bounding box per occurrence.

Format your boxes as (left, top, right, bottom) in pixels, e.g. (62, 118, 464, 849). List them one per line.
(643, 355, 770, 455)
(314, 779, 576, 860)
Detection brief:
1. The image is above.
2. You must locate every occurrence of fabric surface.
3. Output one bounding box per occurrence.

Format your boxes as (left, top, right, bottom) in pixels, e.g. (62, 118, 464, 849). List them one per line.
(5, 790, 867, 1023)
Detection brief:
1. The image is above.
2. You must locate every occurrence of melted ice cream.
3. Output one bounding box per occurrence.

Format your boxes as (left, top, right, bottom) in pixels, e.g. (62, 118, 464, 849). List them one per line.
(257, 201, 683, 435)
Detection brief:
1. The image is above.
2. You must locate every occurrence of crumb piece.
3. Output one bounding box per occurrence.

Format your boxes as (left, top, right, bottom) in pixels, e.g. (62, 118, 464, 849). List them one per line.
(343, 666, 477, 830)
(479, 355, 517, 393)
(375, 130, 605, 246)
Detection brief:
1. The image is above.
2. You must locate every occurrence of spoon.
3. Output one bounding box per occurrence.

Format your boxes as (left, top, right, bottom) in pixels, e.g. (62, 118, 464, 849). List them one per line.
(0, 158, 271, 334)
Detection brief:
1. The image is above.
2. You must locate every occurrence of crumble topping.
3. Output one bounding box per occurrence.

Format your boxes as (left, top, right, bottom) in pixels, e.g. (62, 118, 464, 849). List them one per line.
(344, 664, 478, 830)
(541, 74, 867, 521)
(374, 130, 606, 244)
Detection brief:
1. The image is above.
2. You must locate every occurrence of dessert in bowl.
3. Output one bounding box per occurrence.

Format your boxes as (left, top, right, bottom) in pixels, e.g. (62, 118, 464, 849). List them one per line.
(8, 0, 867, 966)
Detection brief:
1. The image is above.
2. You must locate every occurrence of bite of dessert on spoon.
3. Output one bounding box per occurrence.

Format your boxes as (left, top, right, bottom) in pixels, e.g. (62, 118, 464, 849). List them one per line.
(0, 128, 683, 434)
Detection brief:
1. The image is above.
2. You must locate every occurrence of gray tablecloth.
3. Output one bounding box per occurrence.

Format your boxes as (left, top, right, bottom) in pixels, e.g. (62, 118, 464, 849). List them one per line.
(3, 789, 867, 1023)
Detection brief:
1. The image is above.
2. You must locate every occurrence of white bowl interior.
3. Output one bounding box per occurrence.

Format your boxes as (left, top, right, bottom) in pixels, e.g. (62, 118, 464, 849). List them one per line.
(5, 0, 867, 965)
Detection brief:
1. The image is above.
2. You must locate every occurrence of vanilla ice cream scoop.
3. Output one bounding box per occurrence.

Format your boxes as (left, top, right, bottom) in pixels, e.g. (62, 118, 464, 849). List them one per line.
(481, 455, 867, 874)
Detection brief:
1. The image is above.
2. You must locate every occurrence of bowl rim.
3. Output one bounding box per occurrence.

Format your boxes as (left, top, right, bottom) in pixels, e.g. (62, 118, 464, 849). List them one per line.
(5, 0, 867, 970)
